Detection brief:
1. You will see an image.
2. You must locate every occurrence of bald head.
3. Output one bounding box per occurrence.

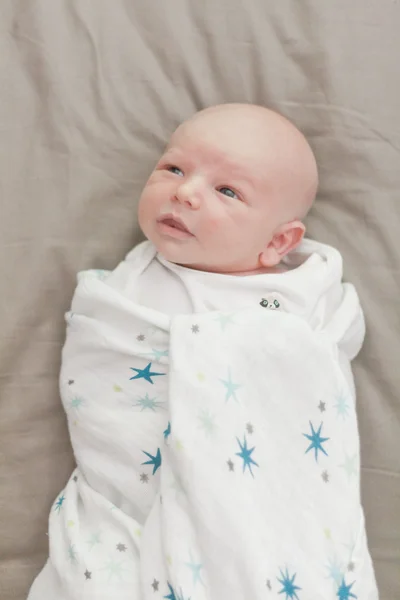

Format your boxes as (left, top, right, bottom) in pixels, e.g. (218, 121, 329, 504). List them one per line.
(172, 103, 318, 221)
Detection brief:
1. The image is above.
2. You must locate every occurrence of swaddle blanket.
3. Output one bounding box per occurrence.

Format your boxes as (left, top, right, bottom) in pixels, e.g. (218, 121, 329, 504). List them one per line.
(28, 242, 379, 600)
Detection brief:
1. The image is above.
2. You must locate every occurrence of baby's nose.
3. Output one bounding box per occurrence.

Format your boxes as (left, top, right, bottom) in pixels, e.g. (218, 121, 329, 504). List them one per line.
(175, 177, 202, 209)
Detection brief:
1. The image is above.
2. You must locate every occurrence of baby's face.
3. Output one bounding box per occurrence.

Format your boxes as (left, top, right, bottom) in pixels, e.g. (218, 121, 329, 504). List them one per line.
(138, 106, 316, 273)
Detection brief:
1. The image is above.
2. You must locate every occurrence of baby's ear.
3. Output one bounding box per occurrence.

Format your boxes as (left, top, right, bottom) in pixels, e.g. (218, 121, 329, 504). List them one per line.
(259, 221, 305, 267)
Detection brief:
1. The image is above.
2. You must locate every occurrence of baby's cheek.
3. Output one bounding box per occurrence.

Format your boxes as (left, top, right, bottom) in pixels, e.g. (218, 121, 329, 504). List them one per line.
(202, 216, 224, 236)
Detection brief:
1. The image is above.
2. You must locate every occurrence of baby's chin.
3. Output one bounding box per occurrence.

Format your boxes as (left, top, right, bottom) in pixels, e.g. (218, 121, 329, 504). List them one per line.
(151, 233, 264, 274)
(152, 237, 198, 265)
(155, 243, 217, 272)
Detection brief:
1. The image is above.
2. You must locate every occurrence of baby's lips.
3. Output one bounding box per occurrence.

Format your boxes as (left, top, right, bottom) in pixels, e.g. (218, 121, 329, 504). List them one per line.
(158, 214, 193, 234)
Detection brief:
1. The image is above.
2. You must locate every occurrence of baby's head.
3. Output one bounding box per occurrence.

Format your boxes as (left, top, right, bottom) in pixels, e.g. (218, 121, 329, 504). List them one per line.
(138, 103, 318, 274)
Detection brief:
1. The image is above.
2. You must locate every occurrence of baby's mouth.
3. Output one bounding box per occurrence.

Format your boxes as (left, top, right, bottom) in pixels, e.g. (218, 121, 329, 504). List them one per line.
(157, 215, 193, 235)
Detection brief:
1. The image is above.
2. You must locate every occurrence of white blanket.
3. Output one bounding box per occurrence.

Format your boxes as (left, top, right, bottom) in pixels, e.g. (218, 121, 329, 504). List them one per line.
(28, 243, 379, 600)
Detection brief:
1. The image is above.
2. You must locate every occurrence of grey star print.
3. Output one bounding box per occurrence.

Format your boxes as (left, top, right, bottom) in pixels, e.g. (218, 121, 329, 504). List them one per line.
(227, 459, 235, 472)
(137, 334, 145, 341)
(322, 470, 329, 483)
(84, 570, 91, 580)
(246, 423, 254, 434)
(318, 401, 326, 412)
(152, 579, 159, 591)
(68, 380, 74, 385)
(140, 473, 149, 483)
(116, 543, 127, 552)
(191, 324, 200, 333)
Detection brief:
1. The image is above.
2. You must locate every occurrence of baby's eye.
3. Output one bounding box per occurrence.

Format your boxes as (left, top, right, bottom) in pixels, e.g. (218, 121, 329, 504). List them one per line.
(167, 165, 184, 176)
(218, 187, 239, 199)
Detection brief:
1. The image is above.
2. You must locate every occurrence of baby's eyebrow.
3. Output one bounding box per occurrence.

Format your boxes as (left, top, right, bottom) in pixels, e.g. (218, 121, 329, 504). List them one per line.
(161, 147, 182, 161)
(223, 162, 255, 188)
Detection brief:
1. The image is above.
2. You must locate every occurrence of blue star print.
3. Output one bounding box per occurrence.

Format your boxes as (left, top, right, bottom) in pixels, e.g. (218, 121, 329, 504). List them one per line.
(277, 567, 301, 599)
(325, 555, 345, 586)
(130, 362, 165, 384)
(54, 494, 65, 513)
(164, 583, 177, 600)
(185, 550, 204, 586)
(70, 396, 84, 409)
(220, 368, 242, 402)
(142, 348, 169, 361)
(236, 435, 259, 477)
(303, 421, 330, 461)
(334, 393, 351, 420)
(133, 393, 164, 411)
(142, 448, 162, 474)
(164, 583, 188, 600)
(164, 421, 171, 440)
(337, 578, 357, 599)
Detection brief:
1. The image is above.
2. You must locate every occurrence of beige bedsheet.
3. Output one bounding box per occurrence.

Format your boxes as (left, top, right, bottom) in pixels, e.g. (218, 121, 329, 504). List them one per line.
(1, 1, 399, 598)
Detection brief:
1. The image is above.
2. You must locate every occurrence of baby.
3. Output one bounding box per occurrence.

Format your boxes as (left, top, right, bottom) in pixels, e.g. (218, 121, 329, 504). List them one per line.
(139, 103, 317, 275)
(28, 104, 379, 600)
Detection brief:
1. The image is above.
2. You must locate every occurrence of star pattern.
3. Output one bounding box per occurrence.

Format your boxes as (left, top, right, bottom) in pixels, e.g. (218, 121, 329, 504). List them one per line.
(340, 452, 358, 480)
(175, 438, 184, 451)
(236, 435, 259, 477)
(54, 494, 65, 513)
(337, 578, 357, 599)
(133, 393, 165, 411)
(227, 459, 235, 471)
(100, 558, 128, 582)
(86, 531, 102, 550)
(322, 470, 330, 483)
(73, 475, 78, 482)
(303, 421, 330, 461)
(335, 394, 351, 420)
(220, 368, 242, 402)
(277, 567, 301, 599)
(137, 334, 146, 341)
(326, 555, 345, 586)
(164, 583, 176, 600)
(215, 313, 235, 330)
(140, 472, 149, 483)
(84, 570, 91, 580)
(68, 544, 78, 564)
(318, 401, 326, 412)
(185, 550, 204, 586)
(163, 583, 188, 600)
(197, 409, 216, 437)
(68, 379, 74, 385)
(152, 578, 159, 591)
(191, 324, 200, 333)
(141, 348, 169, 361)
(130, 362, 165, 384)
(70, 396, 84, 409)
(116, 543, 127, 552)
(246, 422, 254, 434)
(142, 448, 162, 475)
(348, 562, 355, 572)
(266, 579, 272, 590)
(93, 269, 108, 280)
(164, 421, 171, 440)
